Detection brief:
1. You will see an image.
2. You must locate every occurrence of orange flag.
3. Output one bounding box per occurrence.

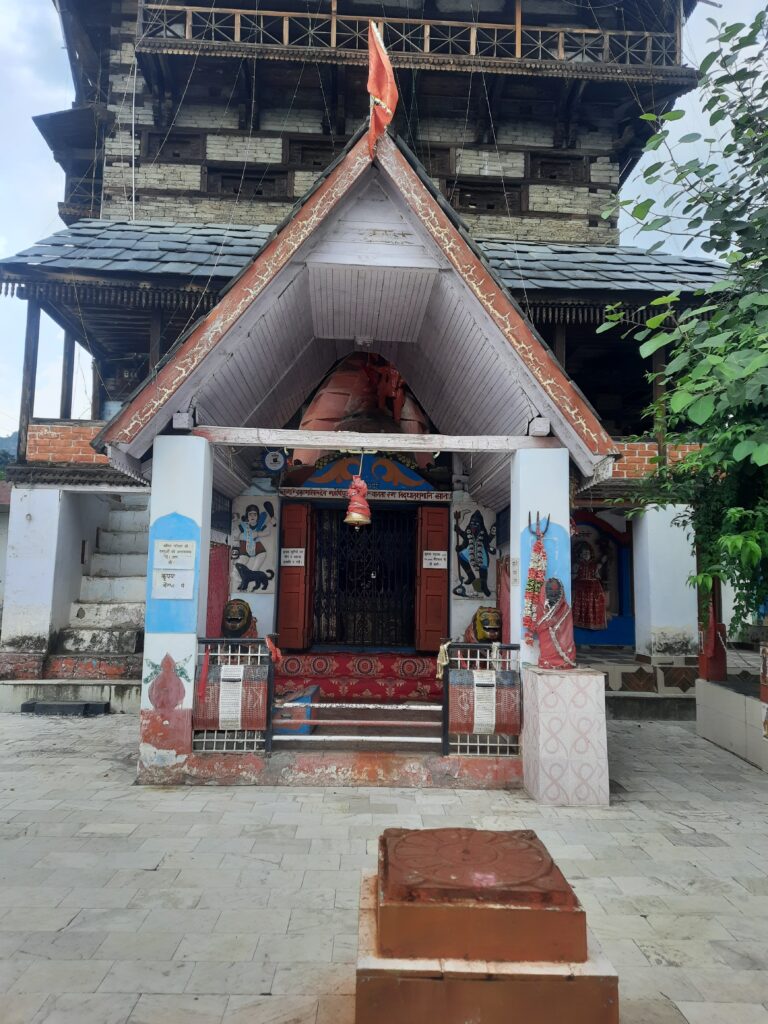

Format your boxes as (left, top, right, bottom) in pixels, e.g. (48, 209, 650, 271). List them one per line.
(367, 21, 398, 158)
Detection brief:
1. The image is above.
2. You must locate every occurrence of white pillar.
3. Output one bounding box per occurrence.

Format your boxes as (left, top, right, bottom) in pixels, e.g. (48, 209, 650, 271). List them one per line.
(509, 448, 610, 806)
(509, 447, 571, 661)
(0, 487, 62, 652)
(139, 436, 212, 772)
(633, 506, 698, 661)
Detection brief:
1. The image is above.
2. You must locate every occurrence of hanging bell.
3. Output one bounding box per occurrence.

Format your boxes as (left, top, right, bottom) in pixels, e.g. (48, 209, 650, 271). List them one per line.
(344, 474, 371, 527)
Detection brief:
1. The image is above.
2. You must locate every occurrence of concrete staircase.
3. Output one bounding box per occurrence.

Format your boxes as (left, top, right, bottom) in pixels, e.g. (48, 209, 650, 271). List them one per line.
(46, 494, 149, 679)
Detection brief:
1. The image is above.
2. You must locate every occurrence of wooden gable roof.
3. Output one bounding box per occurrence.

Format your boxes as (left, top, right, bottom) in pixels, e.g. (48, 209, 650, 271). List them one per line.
(97, 129, 617, 477)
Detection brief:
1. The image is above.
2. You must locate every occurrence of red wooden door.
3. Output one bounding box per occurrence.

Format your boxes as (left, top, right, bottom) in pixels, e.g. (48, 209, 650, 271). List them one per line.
(276, 503, 313, 650)
(415, 506, 449, 652)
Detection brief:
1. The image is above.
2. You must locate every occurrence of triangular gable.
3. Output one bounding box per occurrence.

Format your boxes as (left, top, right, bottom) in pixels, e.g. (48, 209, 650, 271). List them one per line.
(98, 130, 617, 474)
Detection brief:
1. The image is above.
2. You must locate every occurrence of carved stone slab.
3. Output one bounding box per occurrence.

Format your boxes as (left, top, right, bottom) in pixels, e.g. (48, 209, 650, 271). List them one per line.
(377, 828, 587, 962)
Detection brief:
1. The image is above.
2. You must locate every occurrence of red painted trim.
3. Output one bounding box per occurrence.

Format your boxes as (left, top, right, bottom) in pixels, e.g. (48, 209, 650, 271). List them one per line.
(137, 749, 523, 788)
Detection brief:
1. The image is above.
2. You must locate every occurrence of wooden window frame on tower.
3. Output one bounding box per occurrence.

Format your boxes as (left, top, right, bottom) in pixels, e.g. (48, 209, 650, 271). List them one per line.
(141, 129, 205, 162)
(446, 177, 524, 216)
(203, 164, 293, 200)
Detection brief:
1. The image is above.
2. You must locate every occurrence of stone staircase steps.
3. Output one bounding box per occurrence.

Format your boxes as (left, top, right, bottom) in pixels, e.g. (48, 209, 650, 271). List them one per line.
(272, 699, 443, 751)
(90, 552, 148, 577)
(98, 530, 149, 554)
(108, 509, 149, 532)
(79, 574, 146, 604)
(119, 493, 151, 509)
(57, 627, 142, 655)
(70, 601, 145, 629)
(47, 496, 150, 681)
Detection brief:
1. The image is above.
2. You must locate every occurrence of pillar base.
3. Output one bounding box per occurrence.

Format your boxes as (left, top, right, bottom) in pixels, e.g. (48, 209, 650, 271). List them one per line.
(522, 665, 609, 806)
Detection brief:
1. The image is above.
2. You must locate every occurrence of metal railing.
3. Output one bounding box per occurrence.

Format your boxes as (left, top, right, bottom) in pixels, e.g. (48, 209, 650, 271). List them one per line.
(441, 642, 521, 756)
(139, 4, 681, 68)
(193, 636, 276, 752)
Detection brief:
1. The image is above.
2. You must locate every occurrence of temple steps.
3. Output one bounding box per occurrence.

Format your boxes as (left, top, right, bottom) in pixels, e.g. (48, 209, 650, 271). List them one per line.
(108, 508, 149, 532)
(79, 574, 146, 603)
(49, 497, 150, 679)
(98, 530, 149, 554)
(271, 698, 443, 752)
(57, 627, 142, 655)
(70, 601, 145, 629)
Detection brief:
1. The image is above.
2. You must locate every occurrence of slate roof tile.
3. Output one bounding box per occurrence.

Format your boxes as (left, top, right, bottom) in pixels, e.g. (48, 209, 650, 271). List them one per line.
(0, 219, 724, 296)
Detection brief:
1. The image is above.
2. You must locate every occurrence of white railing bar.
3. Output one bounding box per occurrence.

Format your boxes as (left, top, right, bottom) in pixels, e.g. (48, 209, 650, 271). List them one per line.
(271, 734, 442, 744)
(275, 701, 442, 711)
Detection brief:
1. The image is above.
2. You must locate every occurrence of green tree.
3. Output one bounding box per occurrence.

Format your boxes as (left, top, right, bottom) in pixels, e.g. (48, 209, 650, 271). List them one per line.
(601, 10, 768, 630)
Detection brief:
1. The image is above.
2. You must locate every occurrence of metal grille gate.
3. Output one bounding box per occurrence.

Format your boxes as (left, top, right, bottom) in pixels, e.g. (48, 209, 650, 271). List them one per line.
(312, 507, 416, 646)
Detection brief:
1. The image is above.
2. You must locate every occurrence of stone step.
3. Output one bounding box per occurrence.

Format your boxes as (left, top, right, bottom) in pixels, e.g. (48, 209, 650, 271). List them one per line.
(43, 653, 143, 681)
(57, 627, 142, 655)
(79, 575, 146, 603)
(0, 680, 140, 714)
(90, 552, 147, 577)
(98, 530, 149, 555)
(70, 601, 145, 628)
(118, 493, 150, 510)
(108, 509, 149, 532)
(21, 699, 110, 717)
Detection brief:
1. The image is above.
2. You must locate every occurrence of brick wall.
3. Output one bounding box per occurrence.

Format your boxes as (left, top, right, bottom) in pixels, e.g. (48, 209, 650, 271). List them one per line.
(26, 422, 108, 465)
(612, 441, 702, 479)
(667, 444, 701, 465)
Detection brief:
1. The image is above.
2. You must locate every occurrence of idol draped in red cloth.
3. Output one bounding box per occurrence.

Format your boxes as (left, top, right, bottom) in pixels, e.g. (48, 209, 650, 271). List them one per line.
(572, 543, 607, 630)
(367, 22, 398, 158)
(535, 578, 577, 670)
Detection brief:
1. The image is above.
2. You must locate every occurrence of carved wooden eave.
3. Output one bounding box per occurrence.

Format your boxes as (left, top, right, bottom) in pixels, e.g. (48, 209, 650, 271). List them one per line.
(0, 274, 217, 314)
(137, 39, 699, 87)
(96, 129, 618, 483)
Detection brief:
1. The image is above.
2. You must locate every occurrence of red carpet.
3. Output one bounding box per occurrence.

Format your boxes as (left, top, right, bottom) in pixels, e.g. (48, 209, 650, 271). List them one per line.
(275, 652, 442, 702)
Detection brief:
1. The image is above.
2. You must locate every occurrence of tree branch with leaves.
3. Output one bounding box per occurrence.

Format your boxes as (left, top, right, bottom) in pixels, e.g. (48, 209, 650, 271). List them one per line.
(600, 10, 768, 631)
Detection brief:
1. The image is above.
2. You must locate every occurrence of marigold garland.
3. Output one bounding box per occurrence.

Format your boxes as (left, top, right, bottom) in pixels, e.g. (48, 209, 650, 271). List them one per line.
(522, 528, 547, 645)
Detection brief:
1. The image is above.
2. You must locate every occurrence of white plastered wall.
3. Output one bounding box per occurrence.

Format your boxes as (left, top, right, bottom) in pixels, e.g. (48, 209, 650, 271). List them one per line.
(633, 506, 699, 659)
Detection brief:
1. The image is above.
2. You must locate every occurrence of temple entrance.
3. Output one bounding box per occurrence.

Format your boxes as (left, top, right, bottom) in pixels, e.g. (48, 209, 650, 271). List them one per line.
(312, 507, 417, 647)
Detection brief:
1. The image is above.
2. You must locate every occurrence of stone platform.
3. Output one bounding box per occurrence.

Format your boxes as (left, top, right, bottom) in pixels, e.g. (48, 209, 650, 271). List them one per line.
(356, 828, 619, 1024)
(376, 828, 586, 962)
(357, 879, 618, 1024)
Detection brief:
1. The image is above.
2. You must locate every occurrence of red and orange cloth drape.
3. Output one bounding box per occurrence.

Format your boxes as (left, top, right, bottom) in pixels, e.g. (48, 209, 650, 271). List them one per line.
(367, 22, 398, 158)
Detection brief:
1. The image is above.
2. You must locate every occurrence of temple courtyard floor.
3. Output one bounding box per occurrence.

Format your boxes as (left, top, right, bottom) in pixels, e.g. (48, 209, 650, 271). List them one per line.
(0, 714, 766, 1024)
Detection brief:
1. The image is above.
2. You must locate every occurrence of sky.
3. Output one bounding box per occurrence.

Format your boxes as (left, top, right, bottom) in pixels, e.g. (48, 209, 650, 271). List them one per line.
(0, 0, 763, 437)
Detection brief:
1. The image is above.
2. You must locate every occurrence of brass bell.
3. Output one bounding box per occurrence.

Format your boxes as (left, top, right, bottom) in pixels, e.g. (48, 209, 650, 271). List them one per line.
(343, 508, 371, 526)
(344, 473, 371, 527)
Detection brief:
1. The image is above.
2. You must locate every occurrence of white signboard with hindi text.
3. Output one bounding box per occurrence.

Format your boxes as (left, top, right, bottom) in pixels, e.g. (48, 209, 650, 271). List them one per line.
(151, 568, 195, 600)
(509, 558, 520, 586)
(423, 550, 448, 570)
(154, 540, 196, 570)
(281, 548, 305, 567)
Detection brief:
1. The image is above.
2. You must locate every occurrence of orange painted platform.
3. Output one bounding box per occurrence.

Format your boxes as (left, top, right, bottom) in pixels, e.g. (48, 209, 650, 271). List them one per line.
(136, 749, 522, 788)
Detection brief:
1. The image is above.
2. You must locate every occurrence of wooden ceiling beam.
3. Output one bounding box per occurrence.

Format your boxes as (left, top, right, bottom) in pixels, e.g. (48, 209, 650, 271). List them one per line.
(190, 425, 563, 454)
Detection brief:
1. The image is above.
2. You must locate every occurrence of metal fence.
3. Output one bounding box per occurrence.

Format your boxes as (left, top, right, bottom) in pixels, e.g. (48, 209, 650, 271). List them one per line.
(441, 642, 521, 757)
(192, 637, 276, 753)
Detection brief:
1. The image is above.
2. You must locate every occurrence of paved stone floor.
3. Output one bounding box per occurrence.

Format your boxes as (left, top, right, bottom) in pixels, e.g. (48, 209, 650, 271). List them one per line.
(0, 714, 766, 1023)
